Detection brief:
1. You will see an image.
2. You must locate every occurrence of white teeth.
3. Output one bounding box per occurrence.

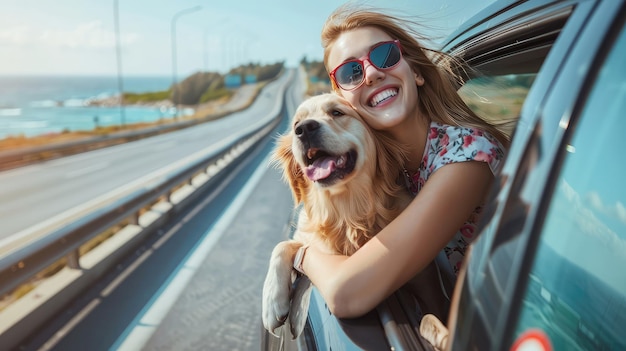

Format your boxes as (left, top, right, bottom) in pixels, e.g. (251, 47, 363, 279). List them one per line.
(370, 89, 397, 107)
(337, 155, 345, 167)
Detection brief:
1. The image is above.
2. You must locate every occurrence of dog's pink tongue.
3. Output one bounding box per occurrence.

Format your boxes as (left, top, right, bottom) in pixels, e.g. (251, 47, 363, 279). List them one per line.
(306, 157, 336, 181)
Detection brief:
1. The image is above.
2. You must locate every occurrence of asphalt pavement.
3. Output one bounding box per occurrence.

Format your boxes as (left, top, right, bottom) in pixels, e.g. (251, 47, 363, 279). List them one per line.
(17, 148, 296, 351)
(138, 162, 294, 351)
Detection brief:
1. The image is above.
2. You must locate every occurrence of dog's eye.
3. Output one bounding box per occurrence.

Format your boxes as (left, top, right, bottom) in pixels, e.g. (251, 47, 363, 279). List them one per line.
(330, 109, 345, 118)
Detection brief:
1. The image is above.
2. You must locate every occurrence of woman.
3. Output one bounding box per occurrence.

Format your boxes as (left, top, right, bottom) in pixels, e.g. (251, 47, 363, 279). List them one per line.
(293, 4, 509, 319)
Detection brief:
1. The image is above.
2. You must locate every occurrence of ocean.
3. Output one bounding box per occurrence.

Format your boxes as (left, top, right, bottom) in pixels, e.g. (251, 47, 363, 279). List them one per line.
(0, 75, 183, 139)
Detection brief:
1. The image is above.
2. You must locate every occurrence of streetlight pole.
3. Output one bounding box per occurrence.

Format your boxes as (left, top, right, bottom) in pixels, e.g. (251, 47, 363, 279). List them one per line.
(113, 0, 125, 126)
(203, 28, 209, 72)
(171, 5, 202, 118)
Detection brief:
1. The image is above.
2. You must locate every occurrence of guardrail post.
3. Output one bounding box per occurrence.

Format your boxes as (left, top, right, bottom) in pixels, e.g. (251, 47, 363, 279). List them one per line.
(128, 213, 139, 226)
(66, 250, 81, 270)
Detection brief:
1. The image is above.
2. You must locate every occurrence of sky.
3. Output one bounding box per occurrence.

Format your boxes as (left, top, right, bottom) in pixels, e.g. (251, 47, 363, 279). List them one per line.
(0, 0, 496, 77)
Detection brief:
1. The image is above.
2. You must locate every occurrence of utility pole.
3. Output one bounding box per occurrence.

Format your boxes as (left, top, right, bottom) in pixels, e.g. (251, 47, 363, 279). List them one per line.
(114, 0, 125, 126)
(171, 5, 202, 118)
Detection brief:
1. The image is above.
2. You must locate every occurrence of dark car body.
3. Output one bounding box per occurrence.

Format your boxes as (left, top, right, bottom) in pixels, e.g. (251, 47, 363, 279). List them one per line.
(263, 0, 626, 349)
(444, 0, 626, 350)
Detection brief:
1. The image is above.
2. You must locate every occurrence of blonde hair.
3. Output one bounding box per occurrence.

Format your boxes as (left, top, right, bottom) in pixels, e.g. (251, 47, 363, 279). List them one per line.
(321, 4, 510, 147)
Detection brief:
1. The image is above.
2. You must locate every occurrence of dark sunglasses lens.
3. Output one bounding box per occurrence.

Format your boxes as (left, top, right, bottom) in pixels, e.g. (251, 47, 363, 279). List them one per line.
(370, 42, 401, 69)
(335, 61, 364, 89)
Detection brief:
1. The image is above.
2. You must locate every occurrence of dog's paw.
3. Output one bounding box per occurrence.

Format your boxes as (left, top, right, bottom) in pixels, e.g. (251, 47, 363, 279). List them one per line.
(420, 313, 449, 351)
(262, 243, 299, 335)
(262, 267, 292, 335)
(288, 275, 313, 339)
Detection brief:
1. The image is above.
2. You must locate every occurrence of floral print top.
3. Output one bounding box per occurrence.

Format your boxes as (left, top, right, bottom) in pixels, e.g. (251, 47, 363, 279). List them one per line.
(406, 122, 506, 274)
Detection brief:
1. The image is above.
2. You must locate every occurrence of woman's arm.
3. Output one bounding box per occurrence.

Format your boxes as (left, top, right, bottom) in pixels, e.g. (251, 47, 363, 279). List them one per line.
(301, 161, 493, 318)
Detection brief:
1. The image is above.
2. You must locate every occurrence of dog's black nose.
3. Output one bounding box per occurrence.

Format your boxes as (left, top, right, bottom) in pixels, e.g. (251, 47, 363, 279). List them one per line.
(295, 120, 320, 140)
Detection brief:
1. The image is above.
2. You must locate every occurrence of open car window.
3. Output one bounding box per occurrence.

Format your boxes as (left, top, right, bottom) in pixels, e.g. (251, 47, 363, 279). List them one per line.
(450, 1, 574, 137)
(459, 73, 535, 137)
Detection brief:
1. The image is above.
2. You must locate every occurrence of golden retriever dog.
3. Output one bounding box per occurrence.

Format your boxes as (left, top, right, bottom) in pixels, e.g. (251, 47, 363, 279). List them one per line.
(261, 93, 412, 338)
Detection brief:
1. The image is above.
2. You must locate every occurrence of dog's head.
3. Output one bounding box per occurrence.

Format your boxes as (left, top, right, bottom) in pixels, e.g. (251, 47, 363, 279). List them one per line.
(272, 93, 378, 202)
(272, 93, 405, 205)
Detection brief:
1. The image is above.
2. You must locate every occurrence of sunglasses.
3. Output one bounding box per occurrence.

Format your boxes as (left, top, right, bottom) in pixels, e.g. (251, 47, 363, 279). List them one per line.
(330, 40, 402, 91)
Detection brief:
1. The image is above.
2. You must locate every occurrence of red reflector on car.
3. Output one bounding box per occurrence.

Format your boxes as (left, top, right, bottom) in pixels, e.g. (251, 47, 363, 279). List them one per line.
(510, 329, 552, 351)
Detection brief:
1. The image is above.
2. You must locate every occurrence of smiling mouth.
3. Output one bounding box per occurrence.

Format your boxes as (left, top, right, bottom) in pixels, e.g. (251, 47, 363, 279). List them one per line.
(304, 148, 357, 185)
(369, 88, 398, 107)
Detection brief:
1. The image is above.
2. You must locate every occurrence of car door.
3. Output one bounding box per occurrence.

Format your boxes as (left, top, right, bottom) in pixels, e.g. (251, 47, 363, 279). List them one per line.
(442, 0, 626, 350)
(509, 19, 626, 349)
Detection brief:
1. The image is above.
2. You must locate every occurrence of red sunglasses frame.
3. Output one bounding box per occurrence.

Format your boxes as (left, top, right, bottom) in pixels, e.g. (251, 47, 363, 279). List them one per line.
(329, 40, 402, 91)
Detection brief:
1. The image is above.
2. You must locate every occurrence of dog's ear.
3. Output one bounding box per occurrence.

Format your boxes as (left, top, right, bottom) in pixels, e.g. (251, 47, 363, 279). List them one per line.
(271, 134, 308, 205)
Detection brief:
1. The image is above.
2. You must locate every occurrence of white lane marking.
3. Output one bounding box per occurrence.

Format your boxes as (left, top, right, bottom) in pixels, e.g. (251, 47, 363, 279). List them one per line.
(112, 153, 271, 351)
(65, 162, 110, 178)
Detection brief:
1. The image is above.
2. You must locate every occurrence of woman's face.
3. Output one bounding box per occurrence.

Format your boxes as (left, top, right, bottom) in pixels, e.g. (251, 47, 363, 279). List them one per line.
(327, 27, 423, 131)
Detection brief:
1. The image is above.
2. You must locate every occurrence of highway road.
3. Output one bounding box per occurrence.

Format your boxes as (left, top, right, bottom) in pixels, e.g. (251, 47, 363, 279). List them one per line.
(5, 67, 308, 350)
(17, 89, 301, 351)
(0, 68, 299, 247)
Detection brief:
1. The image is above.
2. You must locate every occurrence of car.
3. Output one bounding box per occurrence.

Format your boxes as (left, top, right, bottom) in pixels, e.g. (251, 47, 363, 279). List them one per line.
(443, 0, 626, 349)
(262, 0, 626, 349)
